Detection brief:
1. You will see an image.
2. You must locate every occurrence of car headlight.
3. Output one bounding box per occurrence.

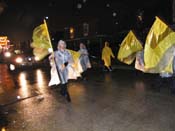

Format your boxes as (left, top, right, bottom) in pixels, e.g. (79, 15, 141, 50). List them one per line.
(34, 56, 39, 61)
(15, 57, 23, 63)
(10, 64, 15, 71)
(28, 57, 32, 61)
(4, 52, 11, 58)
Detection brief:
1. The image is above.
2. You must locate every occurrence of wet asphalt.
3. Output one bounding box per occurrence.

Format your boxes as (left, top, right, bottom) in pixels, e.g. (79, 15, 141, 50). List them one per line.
(1, 64, 175, 131)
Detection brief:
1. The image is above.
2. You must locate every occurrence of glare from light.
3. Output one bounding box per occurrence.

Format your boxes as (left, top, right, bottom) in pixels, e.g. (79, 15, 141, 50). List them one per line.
(17, 96, 21, 99)
(138, 15, 143, 21)
(10, 64, 15, 71)
(36, 69, 44, 87)
(70, 27, 74, 34)
(113, 12, 117, 17)
(48, 48, 53, 53)
(28, 57, 32, 61)
(19, 73, 27, 86)
(106, 3, 110, 7)
(4, 52, 11, 57)
(19, 72, 28, 97)
(45, 16, 49, 19)
(77, 3, 82, 9)
(35, 56, 40, 61)
(1, 127, 6, 131)
(15, 57, 23, 63)
(83, 0, 86, 3)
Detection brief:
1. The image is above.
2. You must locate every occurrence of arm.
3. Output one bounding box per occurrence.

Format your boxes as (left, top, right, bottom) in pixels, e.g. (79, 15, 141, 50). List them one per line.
(110, 48, 115, 58)
(49, 53, 54, 60)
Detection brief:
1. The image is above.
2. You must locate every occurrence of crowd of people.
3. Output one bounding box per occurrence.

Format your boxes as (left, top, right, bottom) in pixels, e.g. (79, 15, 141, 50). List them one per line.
(48, 40, 115, 102)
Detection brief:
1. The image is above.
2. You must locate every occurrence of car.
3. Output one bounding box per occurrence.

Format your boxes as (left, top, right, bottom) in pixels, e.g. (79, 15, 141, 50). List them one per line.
(3, 51, 49, 71)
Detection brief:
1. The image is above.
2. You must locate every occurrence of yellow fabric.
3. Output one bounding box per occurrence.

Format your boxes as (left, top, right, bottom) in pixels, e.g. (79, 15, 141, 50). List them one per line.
(117, 31, 143, 65)
(31, 20, 52, 61)
(102, 43, 115, 67)
(144, 16, 175, 73)
(67, 49, 83, 74)
(67, 49, 80, 67)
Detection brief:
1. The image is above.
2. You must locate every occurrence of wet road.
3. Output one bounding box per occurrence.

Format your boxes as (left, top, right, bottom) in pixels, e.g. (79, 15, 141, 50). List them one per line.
(1, 64, 175, 131)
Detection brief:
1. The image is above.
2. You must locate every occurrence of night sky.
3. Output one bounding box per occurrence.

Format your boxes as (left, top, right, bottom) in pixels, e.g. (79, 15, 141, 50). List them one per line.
(0, 0, 172, 43)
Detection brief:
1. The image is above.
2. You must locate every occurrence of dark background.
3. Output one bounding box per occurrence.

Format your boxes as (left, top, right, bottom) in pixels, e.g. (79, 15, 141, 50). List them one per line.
(0, 0, 173, 43)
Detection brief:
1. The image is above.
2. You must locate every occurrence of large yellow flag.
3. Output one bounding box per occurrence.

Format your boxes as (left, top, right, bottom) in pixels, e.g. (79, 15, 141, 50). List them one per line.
(67, 49, 83, 74)
(144, 16, 175, 73)
(117, 30, 143, 65)
(31, 20, 52, 60)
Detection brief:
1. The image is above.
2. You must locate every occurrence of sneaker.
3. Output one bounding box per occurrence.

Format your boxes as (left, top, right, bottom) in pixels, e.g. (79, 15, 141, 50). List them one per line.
(109, 69, 112, 72)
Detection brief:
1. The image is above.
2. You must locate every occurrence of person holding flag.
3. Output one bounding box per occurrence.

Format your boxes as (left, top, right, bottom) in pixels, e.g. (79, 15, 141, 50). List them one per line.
(31, 20, 72, 102)
(54, 40, 72, 102)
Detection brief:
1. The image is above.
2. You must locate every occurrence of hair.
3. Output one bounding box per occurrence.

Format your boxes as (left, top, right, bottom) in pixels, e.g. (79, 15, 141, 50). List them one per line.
(57, 40, 66, 48)
(105, 41, 109, 46)
(80, 43, 86, 48)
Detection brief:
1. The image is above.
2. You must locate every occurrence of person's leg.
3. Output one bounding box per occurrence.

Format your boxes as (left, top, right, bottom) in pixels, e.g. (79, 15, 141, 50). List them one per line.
(82, 71, 88, 80)
(63, 83, 71, 102)
(109, 66, 112, 72)
(170, 77, 175, 94)
(60, 84, 65, 96)
(60, 83, 71, 102)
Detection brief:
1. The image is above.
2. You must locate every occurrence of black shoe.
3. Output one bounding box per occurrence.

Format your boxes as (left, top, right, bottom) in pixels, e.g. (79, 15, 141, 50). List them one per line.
(65, 93, 71, 102)
(60, 90, 64, 96)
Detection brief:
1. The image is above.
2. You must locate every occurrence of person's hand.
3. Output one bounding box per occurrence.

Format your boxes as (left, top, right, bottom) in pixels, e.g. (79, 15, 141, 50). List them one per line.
(64, 62, 68, 67)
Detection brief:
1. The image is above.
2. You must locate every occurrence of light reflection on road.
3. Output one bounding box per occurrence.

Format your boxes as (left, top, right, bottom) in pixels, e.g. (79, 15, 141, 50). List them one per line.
(36, 69, 44, 87)
(35, 69, 49, 93)
(18, 72, 29, 97)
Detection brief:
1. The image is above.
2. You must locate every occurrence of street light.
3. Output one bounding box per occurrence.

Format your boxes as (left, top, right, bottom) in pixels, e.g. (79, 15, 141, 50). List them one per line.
(77, 3, 82, 9)
(69, 27, 75, 39)
(70, 27, 74, 34)
(113, 12, 117, 17)
(82, 0, 87, 3)
(115, 22, 118, 25)
(106, 3, 110, 8)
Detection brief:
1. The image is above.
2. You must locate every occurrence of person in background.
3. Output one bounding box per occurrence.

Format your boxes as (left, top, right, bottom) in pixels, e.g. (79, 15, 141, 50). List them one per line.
(54, 40, 72, 102)
(78, 43, 91, 80)
(101, 41, 115, 71)
(152, 47, 175, 94)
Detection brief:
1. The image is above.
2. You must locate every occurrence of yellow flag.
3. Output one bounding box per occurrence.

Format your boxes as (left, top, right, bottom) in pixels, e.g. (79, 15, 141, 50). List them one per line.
(67, 49, 81, 69)
(67, 49, 83, 76)
(31, 20, 52, 61)
(144, 16, 175, 73)
(117, 30, 143, 65)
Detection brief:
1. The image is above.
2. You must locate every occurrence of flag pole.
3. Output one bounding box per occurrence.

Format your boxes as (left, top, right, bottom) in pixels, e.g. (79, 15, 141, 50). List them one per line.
(44, 19, 63, 84)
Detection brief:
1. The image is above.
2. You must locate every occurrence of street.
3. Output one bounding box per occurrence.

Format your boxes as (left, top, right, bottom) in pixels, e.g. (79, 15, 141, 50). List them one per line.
(1, 64, 175, 131)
